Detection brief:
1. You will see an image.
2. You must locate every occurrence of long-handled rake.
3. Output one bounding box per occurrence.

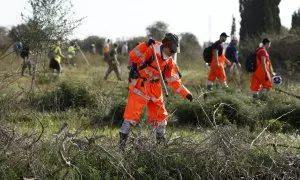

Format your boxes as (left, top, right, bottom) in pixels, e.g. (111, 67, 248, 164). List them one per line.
(151, 44, 169, 97)
(75, 42, 90, 66)
(274, 88, 300, 100)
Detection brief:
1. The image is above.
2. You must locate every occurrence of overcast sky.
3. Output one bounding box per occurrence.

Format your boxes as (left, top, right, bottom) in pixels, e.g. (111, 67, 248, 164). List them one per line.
(0, 0, 299, 43)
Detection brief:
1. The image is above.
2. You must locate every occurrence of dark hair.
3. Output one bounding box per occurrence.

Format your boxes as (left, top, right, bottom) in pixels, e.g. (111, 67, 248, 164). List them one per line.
(162, 33, 179, 53)
(262, 38, 270, 45)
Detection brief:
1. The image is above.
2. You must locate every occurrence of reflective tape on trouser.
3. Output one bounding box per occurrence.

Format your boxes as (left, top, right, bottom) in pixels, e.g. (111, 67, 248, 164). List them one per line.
(119, 121, 132, 134)
(133, 88, 150, 100)
(207, 80, 213, 86)
(151, 119, 167, 127)
(133, 88, 161, 102)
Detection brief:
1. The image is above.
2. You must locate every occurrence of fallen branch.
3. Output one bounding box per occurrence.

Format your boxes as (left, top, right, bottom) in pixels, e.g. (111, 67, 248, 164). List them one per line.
(31, 119, 44, 146)
(59, 150, 82, 180)
(267, 143, 300, 150)
(213, 103, 235, 128)
(250, 109, 296, 149)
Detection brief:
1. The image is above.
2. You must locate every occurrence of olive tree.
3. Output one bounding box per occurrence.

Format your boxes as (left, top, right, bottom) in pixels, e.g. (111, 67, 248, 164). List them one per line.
(20, 0, 83, 91)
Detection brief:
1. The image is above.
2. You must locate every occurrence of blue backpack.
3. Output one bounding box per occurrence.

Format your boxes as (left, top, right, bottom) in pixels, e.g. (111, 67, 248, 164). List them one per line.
(245, 51, 257, 72)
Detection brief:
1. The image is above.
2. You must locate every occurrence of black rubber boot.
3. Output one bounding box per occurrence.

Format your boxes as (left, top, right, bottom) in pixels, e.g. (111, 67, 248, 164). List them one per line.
(156, 133, 166, 144)
(207, 84, 213, 91)
(21, 67, 26, 76)
(28, 62, 32, 76)
(119, 132, 128, 152)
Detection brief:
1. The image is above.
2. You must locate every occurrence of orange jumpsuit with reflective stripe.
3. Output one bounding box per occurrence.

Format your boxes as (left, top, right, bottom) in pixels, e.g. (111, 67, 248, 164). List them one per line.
(250, 48, 272, 92)
(208, 50, 231, 82)
(102, 43, 110, 54)
(124, 41, 191, 126)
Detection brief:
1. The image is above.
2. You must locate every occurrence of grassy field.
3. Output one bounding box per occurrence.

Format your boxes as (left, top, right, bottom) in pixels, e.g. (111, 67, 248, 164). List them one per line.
(0, 52, 300, 179)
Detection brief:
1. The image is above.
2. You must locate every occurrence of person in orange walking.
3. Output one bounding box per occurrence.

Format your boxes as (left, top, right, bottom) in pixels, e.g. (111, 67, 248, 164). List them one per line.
(102, 39, 110, 62)
(119, 33, 193, 151)
(207, 32, 232, 91)
(250, 38, 275, 98)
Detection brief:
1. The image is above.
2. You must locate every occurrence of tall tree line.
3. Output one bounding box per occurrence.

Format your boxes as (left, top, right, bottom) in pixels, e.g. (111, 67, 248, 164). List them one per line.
(292, 8, 300, 30)
(239, 0, 281, 40)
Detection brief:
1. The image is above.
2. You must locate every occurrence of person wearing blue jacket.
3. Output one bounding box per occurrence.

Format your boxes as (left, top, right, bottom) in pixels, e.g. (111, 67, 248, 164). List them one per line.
(225, 36, 240, 75)
(225, 37, 239, 65)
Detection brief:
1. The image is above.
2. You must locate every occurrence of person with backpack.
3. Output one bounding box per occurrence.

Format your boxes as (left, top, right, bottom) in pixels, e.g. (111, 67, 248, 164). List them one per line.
(250, 38, 276, 98)
(119, 33, 193, 152)
(127, 42, 140, 83)
(104, 43, 122, 81)
(20, 44, 32, 76)
(49, 41, 65, 75)
(206, 32, 232, 91)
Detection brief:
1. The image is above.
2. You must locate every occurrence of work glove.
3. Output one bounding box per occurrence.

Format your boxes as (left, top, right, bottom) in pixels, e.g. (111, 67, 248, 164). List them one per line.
(146, 38, 155, 46)
(272, 72, 277, 76)
(186, 94, 193, 102)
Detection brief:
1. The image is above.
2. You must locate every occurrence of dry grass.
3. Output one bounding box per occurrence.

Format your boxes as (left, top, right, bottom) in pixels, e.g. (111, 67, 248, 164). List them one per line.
(0, 50, 300, 179)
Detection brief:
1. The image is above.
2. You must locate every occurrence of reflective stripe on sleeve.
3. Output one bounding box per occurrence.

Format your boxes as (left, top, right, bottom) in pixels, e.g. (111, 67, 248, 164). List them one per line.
(166, 74, 180, 83)
(133, 48, 145, 63)
(124, 119, 137, 126)
(176, 85, 185, 93)
(143, 69, 154, 77)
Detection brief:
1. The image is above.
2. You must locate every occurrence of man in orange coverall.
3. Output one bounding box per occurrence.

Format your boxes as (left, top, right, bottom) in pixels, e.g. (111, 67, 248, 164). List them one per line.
(207, 32, 232, 90)
(250, 38, 275, 98)
(119, 33, 193, 151)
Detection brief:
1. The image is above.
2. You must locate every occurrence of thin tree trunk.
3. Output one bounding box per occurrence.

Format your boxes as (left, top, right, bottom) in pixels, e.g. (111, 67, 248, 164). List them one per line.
(31, 52, 38, 93)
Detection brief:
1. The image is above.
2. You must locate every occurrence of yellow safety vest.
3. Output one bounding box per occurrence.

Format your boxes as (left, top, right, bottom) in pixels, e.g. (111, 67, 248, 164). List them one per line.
(68, 46, 75, 53)
(68, 46, 75, 58)
(54, 45, 61, 63)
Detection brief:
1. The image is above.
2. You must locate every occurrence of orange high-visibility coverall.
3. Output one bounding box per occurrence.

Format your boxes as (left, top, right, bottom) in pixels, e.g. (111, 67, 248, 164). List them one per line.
(124, 41, 191, 127)
(250, 48, 272, 92)
(208, 49, 231, 82)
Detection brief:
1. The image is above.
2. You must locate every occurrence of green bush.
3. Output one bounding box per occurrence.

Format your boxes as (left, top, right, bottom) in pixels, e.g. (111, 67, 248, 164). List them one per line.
(261, 94, 300, 128)
(267, 119, 283, 133)
(91, 100, 127, 127)
(37, 75, 53, 85)
(173, 100, 213, 127)
(33, 81, 97, 111)
(173, 90, 258, 130)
